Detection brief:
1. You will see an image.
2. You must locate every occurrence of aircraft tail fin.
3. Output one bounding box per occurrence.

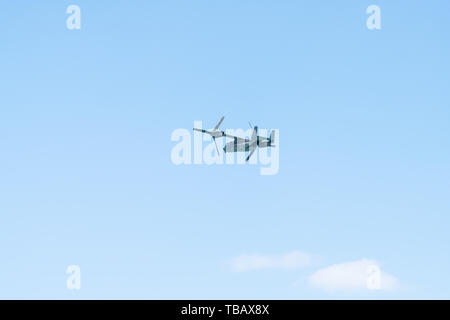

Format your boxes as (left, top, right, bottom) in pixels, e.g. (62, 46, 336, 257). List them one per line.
(269, 130, 276, 147)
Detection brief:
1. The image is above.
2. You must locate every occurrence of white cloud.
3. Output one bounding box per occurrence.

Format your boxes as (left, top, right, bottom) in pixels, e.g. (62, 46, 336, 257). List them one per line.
(230, 251, 312, 272)
(308, 259, 399, 292)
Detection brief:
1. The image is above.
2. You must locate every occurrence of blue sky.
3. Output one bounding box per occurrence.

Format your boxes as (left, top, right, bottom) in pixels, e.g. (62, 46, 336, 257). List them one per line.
(1, 1, 449, 299)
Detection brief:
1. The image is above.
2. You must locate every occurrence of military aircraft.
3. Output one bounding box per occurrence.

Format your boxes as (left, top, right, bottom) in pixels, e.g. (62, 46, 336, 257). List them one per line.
(193, 116, 276, 161)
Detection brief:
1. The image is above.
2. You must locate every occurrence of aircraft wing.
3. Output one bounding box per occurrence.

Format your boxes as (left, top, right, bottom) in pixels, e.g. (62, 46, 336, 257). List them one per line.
(221, 132, 247, 143)
(193, 128, 247, 143)
(193, 128, 211, 135)
(193, 128, 224, 139)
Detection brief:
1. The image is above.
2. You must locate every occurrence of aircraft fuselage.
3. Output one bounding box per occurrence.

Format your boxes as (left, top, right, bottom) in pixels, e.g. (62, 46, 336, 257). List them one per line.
(223, 137, 270, 153)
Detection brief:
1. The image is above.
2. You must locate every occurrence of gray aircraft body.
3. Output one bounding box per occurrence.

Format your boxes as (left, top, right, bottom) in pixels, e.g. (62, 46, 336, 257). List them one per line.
(193, 116, 275, 161)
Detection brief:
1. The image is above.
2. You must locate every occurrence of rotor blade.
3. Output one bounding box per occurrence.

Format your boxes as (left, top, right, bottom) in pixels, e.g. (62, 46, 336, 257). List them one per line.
(214, 116, 225, 130)
(248, 122, 253, 129)
(213, 137, 220, 155)
(245, 146, 256, 161)
(251, 126, 258, 142)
